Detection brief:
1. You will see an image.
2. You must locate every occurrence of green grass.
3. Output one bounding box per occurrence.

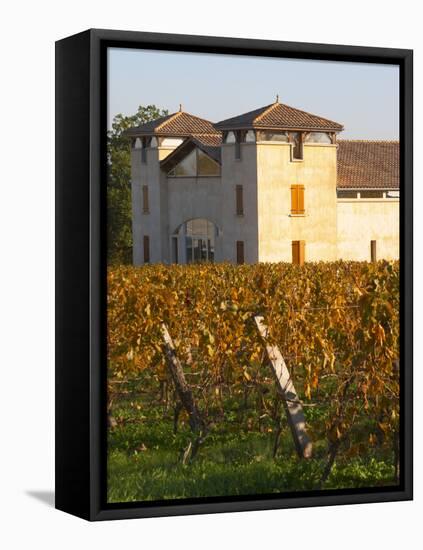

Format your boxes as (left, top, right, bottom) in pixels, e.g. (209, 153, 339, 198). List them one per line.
(107, 390, 396, 503)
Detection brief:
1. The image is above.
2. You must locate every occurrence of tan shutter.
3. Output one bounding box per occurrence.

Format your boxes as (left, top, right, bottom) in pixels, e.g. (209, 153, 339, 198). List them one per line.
(143, 235, 150, 263)
(236, 241, 244, 264)
(236, 185, 244, 215)
(142, 185, 149, 213)
(371, 240, 377, 262)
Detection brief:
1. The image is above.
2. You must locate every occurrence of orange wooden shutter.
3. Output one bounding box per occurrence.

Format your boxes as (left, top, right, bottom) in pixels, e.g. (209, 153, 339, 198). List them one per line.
(292, 240, 299, 264)
(291, 186, 298, 214)
(299, 240, 305, 265)
(298, 186, 305, 214)
(291, 185, 305, 214)
(292, 240, 305, 265)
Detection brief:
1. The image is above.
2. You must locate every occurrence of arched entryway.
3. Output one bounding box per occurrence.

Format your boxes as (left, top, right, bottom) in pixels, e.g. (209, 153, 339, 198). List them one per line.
(171, 218, 218, 264)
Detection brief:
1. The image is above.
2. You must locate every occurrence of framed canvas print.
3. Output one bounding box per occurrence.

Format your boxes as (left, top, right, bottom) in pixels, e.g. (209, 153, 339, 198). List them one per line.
(55, 29, 413, 521)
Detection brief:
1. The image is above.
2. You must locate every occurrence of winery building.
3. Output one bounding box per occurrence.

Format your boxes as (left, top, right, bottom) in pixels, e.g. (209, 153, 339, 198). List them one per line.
(127, 99, 399, 265)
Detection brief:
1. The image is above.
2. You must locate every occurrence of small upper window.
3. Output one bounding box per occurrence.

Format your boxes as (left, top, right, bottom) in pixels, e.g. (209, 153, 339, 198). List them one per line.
(360, 190, 385, 199)
(337, 190, 359, 199)
(305, 132, 332, 144)
(245, 130, 256, 143)
(225, 131, 236, 143)
(259, 131, 289, 142)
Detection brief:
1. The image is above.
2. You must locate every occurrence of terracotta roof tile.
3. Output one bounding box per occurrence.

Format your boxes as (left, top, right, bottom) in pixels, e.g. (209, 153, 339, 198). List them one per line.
(191, 133, 222, 147)
(337, 140, 399, 189)
(191, 134, 222, 163)
(126, 111, 217, 137)
(215, 101, 343, 131)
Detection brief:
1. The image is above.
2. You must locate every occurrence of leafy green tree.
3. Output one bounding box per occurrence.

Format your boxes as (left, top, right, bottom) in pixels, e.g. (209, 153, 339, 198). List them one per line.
(107, 105, 169, 264)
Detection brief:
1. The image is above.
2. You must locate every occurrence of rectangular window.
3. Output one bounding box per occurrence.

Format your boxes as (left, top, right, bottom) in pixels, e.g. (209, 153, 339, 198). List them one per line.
(142, 185, 149, 213)
(236, 241, 245, 264)
(371, 240, 377, 262)
(292, 240, 305, 265)
(337, 190, 359, 199)
(143, 235, 150, 263)
(360, 190, 384, 199)
(291, 185, 305, 215)
(236, 185, 244, 216)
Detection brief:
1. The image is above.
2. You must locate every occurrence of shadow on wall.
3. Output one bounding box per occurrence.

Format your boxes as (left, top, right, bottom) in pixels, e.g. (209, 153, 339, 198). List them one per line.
(26, 490, 55, 508)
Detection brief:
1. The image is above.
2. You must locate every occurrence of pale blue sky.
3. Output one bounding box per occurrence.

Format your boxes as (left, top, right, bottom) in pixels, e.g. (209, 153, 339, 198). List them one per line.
(108, 48, 399, 140)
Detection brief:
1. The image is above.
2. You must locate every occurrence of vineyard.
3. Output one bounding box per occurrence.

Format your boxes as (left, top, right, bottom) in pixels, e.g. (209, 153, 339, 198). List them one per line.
(107, 261, 400, 503)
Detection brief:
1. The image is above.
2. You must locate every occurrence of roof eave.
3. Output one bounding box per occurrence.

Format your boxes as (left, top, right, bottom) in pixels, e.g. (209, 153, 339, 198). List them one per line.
(124, 129, 194, 138)
(214, 124, 344, 132)
(337, 186, 400, 190)
(125, 130, 223, 139)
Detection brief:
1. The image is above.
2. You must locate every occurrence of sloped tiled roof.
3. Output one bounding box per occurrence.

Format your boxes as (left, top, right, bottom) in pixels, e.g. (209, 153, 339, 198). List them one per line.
(215, 101, 343, 131)
(160, 134, 222, 172)
(191, 133, 222, 162)
(337, 140, 399, 189)
(126, 110, 218, 137)
(190, 133, 222, 148)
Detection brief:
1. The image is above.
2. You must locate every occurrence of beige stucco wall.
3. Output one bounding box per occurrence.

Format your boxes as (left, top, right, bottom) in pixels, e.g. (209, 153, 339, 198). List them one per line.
(164, 175, 223, 262)
(132, 145, 177, 265)
(165, 177, 222, 234)
(256, 142, 338, 263)
(337, 198, 399, 261)
(220, 143, 259, 263)
(131, 148, 144, 265)
(131, 140, 399, 266)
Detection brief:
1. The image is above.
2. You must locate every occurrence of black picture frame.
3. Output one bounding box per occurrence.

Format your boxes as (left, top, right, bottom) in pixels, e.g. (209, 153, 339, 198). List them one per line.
(55, 28, 413, 521)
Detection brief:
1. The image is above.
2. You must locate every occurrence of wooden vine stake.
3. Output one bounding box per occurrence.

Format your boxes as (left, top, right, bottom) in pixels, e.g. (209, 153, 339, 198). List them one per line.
(254, 316, 312, 459)
(161, 323, 205, 463)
